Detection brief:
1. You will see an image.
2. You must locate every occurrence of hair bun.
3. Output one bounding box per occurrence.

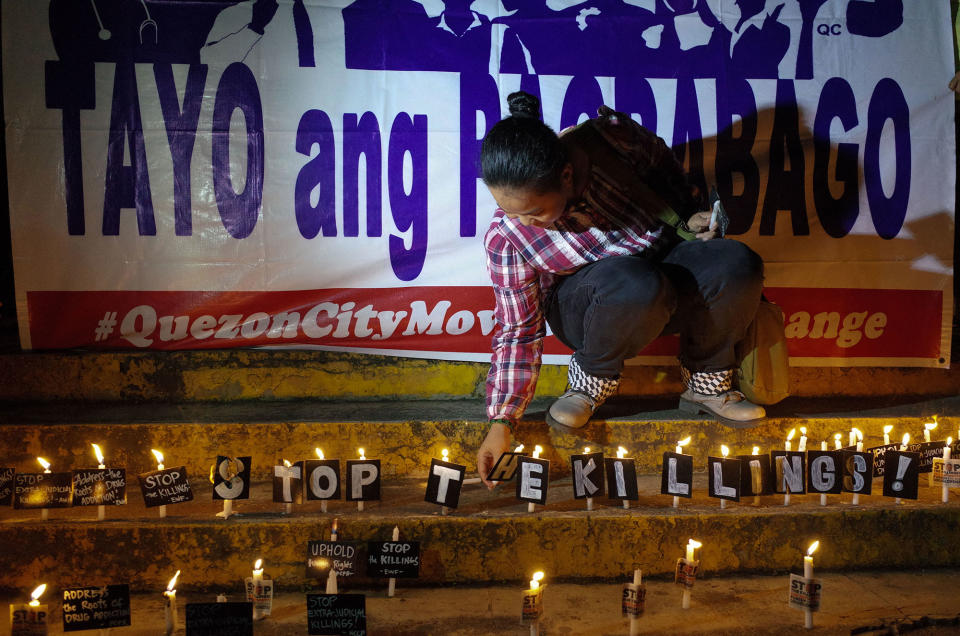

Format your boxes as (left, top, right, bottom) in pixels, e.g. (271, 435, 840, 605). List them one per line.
(507, 91, 541, 119)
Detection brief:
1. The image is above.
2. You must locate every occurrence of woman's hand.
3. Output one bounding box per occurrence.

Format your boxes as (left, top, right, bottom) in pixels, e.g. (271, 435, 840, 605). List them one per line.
(687, 210, 719, 241)
(476, 422, 513, 490)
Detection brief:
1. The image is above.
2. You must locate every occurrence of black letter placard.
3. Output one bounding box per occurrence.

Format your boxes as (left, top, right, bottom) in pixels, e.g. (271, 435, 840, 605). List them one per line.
(882, 450, 920, 499)
(806, 451, 843, 495)
(346, 460, 381, 502)
(604, 457, 638, 501)
(0, 468, 15, 506)
(424, 458, 466, 508)
(737, 454, 772, 496)
(213, 456, 251, 501)
(842, 451, 873, 495)
(486, 451, 525, 482)
(570, 452, 604, 499)
(304, 460, 341, 501)
(771, 451, 806, 494)
(273, 461, 304, 504)
(516, 457, 549, 506)
(660, 452, 693, 498)
(707, 456, 741, 502)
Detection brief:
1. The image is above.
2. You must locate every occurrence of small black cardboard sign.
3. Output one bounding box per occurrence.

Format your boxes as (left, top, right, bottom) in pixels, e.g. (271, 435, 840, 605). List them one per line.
(424, 458, 466, 508)
(273, 461, 304, 504)
(366, 541, 421, 579)
(516, 457, 550, 506)
(14, 472, 74, 509)
(138, 466, 193, 507)
(841, 451, 873, 495)
(914, 441, 946, 474)
(707, 456, 741, 501)
(304, 459, 341, 501)
(621, 582, 646, 617)
(213, 456, 251, 501)
(346, 460, 381, 502)
(185, 602, 253, 636)
(0, 467, 15, 506)
(806, 451, 843, 495)
(307, 541, 363, 579)
(660, 452, 693, 499)
(486, 451, 525, 482)
(882, 450, 921, 499)
(72, 468, 126, 507)
(771, 451, 806, 494)
(737, 454, 772, 496)
(570, 452, 604, 500)
(62, 584, 131, 631)
(307, 594, 366, 636)
(788, 574, 821, 612)
(604, 457, 638, 501)
(867, 444, 899, 477)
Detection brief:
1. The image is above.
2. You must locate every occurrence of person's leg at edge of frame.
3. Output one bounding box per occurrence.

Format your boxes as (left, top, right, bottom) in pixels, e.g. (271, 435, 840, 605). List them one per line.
(664, 239, 766, 428)
(543, 255, 676, 429)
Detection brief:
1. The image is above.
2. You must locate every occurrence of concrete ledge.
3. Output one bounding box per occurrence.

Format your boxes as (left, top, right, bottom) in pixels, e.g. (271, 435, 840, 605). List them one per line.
(1, 349, 959, 402)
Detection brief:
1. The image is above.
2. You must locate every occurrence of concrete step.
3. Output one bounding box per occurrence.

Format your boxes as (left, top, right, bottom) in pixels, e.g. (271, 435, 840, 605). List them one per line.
(3, 570, 960, 635)
(2, 349, 960, 402)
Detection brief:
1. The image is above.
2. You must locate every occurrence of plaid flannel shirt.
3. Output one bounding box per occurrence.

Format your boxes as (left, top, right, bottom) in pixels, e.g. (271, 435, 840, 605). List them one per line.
(484, 111, 701, 422)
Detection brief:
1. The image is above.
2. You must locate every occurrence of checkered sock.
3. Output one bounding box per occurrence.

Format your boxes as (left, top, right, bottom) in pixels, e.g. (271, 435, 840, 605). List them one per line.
(680, 367, 734, 396)
(568, 356, 620, 403)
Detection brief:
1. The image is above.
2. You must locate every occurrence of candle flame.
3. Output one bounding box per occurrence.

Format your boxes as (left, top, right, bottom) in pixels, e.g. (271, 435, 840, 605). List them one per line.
(902, 433, 911, 446)
(925, 420, 938, 432)
(513, 444, 524, 453)
(946, 437, 953, 447)
(441, 448, 449, 461)
(852, 428, 863, 441)
(315, 448, 324, 460)
(583, 446, 591, 454)
(688, 538, 702, 549)
(166, 570, 180, 592)
(617, 446, 627, 459)
(721, 445, 730, 458)
(529, 571, 545, 589)
(752, 446, 760, 455)
(358, 448, 366, 460)
(834, 433, 842, 442)
(254, 558, 262, 570)
(533, 445, 543, 459)
(677, 436, 691, 447)
(283, 459, 292, 467)
(883, 425, 893, 434)
(807, 541, 819, 556)
(36, 457, 51, 471)
(799, 427, 807, 436)
(30, 584, 46, 602)
(151, 449, 164, 464)
(786, 428, 796, 441)
(92, 443, 105, 465)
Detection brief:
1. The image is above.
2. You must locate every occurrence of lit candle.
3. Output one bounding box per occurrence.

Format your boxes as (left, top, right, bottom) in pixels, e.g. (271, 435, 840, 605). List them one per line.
(719, 445, 730, 509)
(750, 446, 762, 506)
(441, 449, 451, 516)
(164, 570, 180, 636)
(526, 571, 545, 636)
(37, 457, 51, 521)
(785, 428, 796, 452)
(357, 448, 366, 512)
(798, 428, 808, 453)
(617, 446, 630, 509)
(629, 568, 642, 636)
(673, 436, 691, 508)
(820, 441, 828, 506)
(848, 428, 856, 448)
(852, 429, 864, 505)
(152, 449, 167, 519)
(251, 558, 266, 620)
(282, 460, 295, 515)
(315, 448, 328, 513)
(803, 541, 819, 630)
(28, 584, 46, 606)
(91, 443, 107, 521)
(833, 433, 842, 451)
(925, 419, 938, 488)
(896, 433, 910, 505)
(883, 425, 893, 446)
(13, 583, 48, 635)
(584, 447, 594, 511)
(681, 539, 701, 609)
(942, 437, 953, 504)
(528, 446, 543, 513)
(387, 526, 400, 597)
(331, 517, 338, 542)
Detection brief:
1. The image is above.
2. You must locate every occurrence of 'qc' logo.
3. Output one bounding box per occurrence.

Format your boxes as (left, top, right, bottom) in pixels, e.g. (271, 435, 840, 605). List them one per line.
(817, 23, 844, 35)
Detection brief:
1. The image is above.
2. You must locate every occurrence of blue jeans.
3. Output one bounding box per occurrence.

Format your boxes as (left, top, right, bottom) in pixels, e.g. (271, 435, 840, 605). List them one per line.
(544, 239, 764, 378)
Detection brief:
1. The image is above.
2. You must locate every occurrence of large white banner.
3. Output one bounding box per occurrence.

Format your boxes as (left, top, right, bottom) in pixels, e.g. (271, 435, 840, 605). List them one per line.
(2, 0, 955, 366)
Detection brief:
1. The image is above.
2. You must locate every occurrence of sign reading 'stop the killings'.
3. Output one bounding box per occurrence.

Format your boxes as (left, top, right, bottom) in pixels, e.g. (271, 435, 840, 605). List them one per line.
(72, 469, 126, 507)
(366, 541, 421, 579)
(62, 585, 131, 632)
(138, 467, 193, 507)
(14, 472, 73, 509)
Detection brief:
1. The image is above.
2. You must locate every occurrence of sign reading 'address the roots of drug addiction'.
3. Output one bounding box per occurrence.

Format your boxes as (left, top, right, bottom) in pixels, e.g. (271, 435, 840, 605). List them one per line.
(61, 585, 131, 632)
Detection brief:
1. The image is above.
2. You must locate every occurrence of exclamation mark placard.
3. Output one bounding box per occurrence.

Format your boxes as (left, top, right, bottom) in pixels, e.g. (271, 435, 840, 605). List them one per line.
(882, 451, 921, 499)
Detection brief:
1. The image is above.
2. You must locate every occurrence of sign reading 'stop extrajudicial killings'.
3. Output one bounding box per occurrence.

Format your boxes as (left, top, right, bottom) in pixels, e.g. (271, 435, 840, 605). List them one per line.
(1, 1, 954, 368)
